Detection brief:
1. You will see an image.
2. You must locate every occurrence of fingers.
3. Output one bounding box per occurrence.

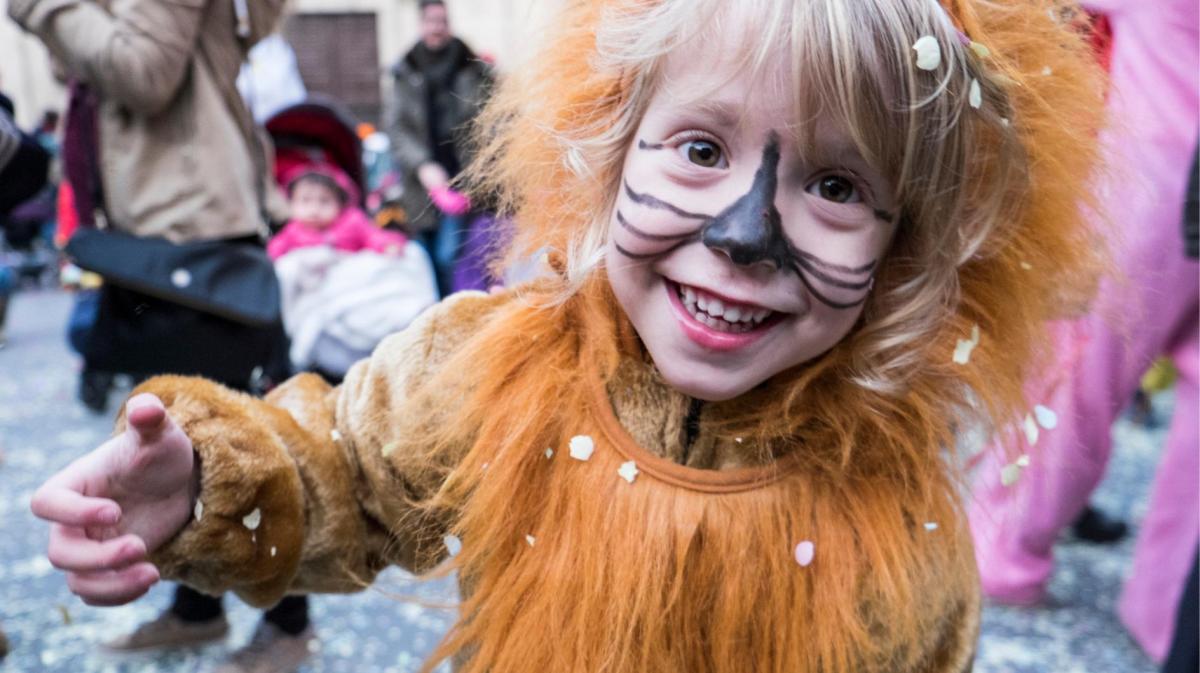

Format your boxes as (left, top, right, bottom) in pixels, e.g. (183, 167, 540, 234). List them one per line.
(66, 563, 160, 607)
(48, 525, 147, 572)
(126, 393, 167, 442)
(31, 481, 121, 527)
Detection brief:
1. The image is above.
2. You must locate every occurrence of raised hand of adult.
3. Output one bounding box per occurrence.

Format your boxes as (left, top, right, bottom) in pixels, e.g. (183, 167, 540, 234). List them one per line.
(30, 393, 197, 606)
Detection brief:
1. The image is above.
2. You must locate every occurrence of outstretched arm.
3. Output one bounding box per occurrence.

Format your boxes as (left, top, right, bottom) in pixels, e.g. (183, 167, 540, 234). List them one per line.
(32, 291, 499, 607)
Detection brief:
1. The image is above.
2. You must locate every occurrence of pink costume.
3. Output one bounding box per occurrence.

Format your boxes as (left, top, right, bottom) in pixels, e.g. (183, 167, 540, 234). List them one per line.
(267, 207, 408, 260)
(969, 0, 1199, 661)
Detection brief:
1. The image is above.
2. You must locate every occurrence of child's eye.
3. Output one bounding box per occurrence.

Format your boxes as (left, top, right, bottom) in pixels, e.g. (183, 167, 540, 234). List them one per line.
(681, 140, 725, 169)
(808, 175, 861, 204)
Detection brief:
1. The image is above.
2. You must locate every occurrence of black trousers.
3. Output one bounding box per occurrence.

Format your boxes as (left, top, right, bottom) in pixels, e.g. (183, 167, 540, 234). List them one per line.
(170, 584, 309, 636)
(1162, 550, 1199, 673)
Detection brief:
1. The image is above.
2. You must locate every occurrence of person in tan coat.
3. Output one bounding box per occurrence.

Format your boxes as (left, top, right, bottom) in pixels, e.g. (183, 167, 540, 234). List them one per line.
(29, 1, 1108, 671)
(7, 1, 315, 671)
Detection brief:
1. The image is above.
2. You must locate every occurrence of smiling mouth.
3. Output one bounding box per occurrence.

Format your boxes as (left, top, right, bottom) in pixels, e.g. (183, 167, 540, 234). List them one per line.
(672, 282, 780, 334)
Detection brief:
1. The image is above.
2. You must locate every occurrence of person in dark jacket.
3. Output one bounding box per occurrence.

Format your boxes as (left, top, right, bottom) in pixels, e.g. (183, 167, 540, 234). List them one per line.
(0, 104, 51, 348)
(385, 0, 492, 296)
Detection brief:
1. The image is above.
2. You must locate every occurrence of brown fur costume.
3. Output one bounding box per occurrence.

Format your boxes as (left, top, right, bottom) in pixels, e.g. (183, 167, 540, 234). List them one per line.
(136, 1, 1105, 671)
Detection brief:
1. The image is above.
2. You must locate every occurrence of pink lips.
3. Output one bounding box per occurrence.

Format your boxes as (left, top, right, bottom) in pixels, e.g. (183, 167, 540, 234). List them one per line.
(665, 282, 777, 352)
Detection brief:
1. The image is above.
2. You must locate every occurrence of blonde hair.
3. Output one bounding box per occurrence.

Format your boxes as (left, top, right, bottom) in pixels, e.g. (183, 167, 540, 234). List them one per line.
(469, 0, 1104, 422)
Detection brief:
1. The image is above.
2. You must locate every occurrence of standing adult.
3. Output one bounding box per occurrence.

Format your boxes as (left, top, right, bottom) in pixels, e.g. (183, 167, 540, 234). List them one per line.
(7, 1, 316, 671)
(968, 0, 1199, 663)
(386, 0, 492, 297)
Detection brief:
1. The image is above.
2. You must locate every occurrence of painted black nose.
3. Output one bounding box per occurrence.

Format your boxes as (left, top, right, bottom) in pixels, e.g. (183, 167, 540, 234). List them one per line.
(700, 134, 789, 269)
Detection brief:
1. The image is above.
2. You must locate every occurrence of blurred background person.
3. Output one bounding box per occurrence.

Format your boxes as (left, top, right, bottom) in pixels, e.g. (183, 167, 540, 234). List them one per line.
(7, 1, 317, 671)
(969, 1, 1199, 665)
(386, 0, 492, 297)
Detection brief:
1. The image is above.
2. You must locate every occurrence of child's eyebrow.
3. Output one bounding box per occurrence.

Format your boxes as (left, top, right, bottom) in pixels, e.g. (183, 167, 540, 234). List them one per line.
(666, 96, 743, 129)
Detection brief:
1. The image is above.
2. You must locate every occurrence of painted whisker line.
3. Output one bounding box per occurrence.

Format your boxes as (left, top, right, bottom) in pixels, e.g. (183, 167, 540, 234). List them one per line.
(794, 268, 872, 310)
(614, 238, 696, 261)
(791, 248, 876, 275)
(637, 139, 666, 151)
(792, 258, 873, 291)
(617, 211, 699, 242)
(624, 181, 711, 220)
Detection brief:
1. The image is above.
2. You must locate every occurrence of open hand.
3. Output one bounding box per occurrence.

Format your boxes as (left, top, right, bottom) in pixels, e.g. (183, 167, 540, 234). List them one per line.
(31, 393, 196, 606)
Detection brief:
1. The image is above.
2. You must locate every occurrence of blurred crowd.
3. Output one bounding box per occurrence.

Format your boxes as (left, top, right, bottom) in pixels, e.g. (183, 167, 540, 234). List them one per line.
(0, 1, 1195, 673)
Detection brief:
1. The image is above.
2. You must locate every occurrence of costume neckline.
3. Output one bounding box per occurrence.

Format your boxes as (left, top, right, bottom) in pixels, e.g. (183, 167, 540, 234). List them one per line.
(587, 370, 802, 494)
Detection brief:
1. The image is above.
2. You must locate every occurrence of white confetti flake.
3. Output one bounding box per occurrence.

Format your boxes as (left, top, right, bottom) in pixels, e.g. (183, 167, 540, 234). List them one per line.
(270, 546, 277, 557)
(525, 534, 536, 547)
(968, 78, 983, 109)
(924, 522, 940, 532)
(913, 35, 942, 71)
(1034, 405, 1058, 430)
(330, 429, 342, 442)
(194, 500, 204, 522)
(1041, 66, 1053, 76)
(481, 462, 489, 471)
(617, 461, 639, 484)
(242, 508, 262, 531)
(953, 323, 981, 365)
(381, 442, 398, 458)
(1000, 463, 1022, 487)
(734, 437, 744, 444)
(1022, 414, 1040, 445)
(1019, 261, 1033, 270)
(544, 447, 554, 459)
(444, 534, 462, 557)
(1016, 454, 1031, 468)
(794, 541, 816, 567)
(568, 435, 595, 461)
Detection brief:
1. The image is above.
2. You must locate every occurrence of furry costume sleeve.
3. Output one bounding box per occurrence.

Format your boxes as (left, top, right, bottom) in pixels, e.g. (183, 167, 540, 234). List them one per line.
(133, 290, 503, 608)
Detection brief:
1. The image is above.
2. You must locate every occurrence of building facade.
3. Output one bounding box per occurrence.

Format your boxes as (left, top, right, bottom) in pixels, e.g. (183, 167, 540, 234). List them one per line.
(0, 0, 561, 128)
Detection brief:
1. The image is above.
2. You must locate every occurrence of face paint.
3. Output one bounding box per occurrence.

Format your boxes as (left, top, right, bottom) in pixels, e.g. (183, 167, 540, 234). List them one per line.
(699, 133, 790, 269)
(615, 135, 879, 310)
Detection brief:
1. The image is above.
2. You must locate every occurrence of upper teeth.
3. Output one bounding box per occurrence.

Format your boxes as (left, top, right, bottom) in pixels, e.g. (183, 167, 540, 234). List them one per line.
(679, 284, 771, 325)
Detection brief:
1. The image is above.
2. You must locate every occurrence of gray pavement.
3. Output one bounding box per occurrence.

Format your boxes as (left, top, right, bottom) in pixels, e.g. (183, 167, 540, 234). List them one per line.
(0, 288, 1167, 672)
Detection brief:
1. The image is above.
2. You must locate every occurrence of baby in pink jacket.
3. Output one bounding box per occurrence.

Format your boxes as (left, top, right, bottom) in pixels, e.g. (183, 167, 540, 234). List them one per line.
(268, 166, 407, 260)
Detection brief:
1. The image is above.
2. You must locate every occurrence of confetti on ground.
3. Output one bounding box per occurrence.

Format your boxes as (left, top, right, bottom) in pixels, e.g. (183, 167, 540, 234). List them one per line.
(925, 522, 940, 532)
(1023, 414, 1040, 445)
(194, 499, 203, 522)
(568, 435, 595, 461)
(1034, 405, 1058, 430)
(794, 541, 815, 567)
(242, 508, 262, 531)
(913, 36, 942, 70)
(969, 78, 983, 109)
(617, 461, 638, 484)
(443, 535, 462, 557)
(954, 324, 981, 365)
(525, 535, 536, 547)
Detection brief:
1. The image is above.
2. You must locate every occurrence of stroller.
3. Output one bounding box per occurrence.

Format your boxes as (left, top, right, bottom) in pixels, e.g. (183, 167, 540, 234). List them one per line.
(265, 98, 437, 381)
